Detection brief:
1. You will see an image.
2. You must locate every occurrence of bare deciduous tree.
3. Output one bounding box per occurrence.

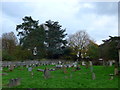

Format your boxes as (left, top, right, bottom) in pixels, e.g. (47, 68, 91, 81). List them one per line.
(67, 30, 90, 60)
(2, 32, 18, 53)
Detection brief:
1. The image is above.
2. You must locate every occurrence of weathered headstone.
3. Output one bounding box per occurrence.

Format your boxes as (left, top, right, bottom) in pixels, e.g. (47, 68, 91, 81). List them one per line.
(63, 67, 67, 74)
(92, 72, 96, 80)
(37, 69, 44, 72)
(109, 61, 113, 66)
(114, 68, 118, 75)
(75, 65, 81, 71)
(44, 68, 51, 79)
(82, 61, 86, 66)
(28, 67, 32, 72)
(89, 61, 93, 72)
(1, 73, 8, 76)
(8, 79, 14, 87)
(109, 74, 114, 80)
(8, 78, 21, 87)
(58, 61, 62, 64)
(9, 65, 14, 71)
(49, 68, 55, 71)
(31, 72, 34, 78)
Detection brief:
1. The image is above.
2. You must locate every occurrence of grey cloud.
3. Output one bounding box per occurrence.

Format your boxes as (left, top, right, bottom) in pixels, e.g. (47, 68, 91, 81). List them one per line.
(94, 2, 118, 15)
(77, 2, 118, 16)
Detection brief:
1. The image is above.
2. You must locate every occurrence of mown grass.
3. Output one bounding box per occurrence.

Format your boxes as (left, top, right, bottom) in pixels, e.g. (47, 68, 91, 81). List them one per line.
(1, 65, 119, 88)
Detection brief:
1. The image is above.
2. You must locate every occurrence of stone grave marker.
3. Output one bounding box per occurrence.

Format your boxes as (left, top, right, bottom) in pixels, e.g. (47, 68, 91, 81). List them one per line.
(92, 72, 96, 80)
(49, 68, 56, 71)
(31, 72, 34, 78)
(44, 68, 51, 79)
(89, 61, 93, 72)
(28, 67, 32, 72)
(109, 74, 114, 80)
(9, 65, 14, 71)
(109, 61, 113, 66)
(8, 78, 21, 87)
(37, 69, 44, 72)
(63, 67, 67, 74)
(82, 61, 86, 66)
(114, 68, 118, 75)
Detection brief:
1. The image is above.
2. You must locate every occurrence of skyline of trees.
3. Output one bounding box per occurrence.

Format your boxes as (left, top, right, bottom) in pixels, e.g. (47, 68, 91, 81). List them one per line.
(1, 16, 119, 61)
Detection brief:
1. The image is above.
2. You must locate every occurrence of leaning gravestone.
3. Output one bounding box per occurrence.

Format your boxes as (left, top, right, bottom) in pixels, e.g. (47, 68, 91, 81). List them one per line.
(44, 68, 51, 79)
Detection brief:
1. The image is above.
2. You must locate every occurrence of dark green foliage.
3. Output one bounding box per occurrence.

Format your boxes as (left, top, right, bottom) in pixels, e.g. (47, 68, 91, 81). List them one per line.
(99, 36, 120, 62)
(87, 41, 99, 60)
(45, 20, 67, 59)
(2, 50, 16, 61)
(16, 16, 46, 59)
(16, 17, 67, 59)
(13, 46, 33, 60)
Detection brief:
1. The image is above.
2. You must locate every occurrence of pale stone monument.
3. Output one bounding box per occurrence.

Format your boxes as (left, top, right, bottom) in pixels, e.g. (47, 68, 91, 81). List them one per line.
(109, 60, 113, 66)
(89, 61, 93, 72)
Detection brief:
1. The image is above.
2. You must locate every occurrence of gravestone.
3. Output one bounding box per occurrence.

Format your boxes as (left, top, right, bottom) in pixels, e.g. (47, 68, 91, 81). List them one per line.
(58, 61, 62, 64)
(109, 61, 113, 66)
(89, 61, 93, 72)
(63, 67, 67, 74)
(0, 73, 8, 76)
(109, 74, 114, 80)
(56, 65, 63, 68)
(73, 64, 77, 67)
(82, 61, 86, 66)
(92, 72, 96, 80)
(44, 68, 51, 79)
(26, 65, 29, 68)
(9, 65, 14, 71)
(28, 67, 32, 72)
(75, 65, 81, 71)
(8, 78, 21, 87)
(37, 69, 44, 72)
(49, 68, 55, 71)
(15, 78, 21, 86)
(114, 68, 118, 75)
(86, 61, 89, 69)
(31, 72, 34, 78)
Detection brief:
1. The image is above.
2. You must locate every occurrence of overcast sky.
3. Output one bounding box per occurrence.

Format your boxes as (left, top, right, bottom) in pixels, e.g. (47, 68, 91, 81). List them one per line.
(0, 0, 118, 45)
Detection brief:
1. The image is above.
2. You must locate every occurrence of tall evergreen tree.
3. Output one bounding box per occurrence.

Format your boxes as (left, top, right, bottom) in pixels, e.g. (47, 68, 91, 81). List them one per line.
(45, 20, 67, 59)
(16, 16, 46, 58)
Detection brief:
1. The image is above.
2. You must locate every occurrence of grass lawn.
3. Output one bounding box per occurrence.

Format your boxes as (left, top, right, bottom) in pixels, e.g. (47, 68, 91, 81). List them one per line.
(1, 65, 119, 88)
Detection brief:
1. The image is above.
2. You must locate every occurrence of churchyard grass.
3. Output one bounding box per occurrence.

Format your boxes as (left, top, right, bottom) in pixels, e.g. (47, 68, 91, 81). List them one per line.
(2, 65, 119, 88)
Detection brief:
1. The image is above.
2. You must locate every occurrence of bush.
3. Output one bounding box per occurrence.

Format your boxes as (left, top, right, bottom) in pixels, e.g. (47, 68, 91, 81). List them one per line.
(2, 50, 16, 61)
